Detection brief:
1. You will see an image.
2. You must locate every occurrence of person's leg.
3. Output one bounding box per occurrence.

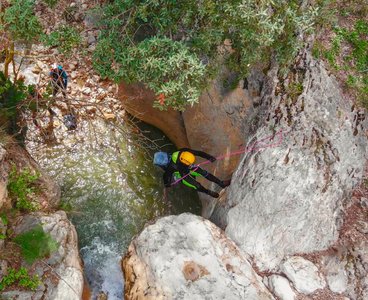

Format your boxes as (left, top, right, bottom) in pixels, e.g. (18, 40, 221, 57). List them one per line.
(194, 167, 230, 188)
(182, 175, 219, 198)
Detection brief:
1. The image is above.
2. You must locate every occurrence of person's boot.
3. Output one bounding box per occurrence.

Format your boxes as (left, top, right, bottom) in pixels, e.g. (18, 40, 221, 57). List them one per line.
(220, 179, 231, 188)
(207, 190, 219, 198)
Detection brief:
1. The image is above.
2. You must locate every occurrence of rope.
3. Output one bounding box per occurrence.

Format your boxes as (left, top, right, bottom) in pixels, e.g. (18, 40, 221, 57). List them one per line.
(170, 129, 284, 186)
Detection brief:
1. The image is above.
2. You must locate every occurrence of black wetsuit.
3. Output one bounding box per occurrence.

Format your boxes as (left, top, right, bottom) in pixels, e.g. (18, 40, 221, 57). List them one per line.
(162, 148, 225, 196)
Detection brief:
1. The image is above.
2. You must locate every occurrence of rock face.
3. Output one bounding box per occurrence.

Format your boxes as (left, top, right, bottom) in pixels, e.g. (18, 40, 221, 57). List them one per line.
(211, 51, 368, 270)
(182, 74, 252, 180)
(1, 211, 84, 300)
(118, 81, 190, 148)
(123, 213, 275, 300)
(2, 143, 60, 209)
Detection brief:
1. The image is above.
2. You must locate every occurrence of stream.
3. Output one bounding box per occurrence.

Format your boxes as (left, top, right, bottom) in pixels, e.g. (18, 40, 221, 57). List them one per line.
(26, 116, 200, 299)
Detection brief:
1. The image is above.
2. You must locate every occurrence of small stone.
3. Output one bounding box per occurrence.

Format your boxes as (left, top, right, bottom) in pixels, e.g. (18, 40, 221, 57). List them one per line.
(360, 197, 368, 208)
(69, 64, 76, 71)
(356, 221, 368, 234)
(32, 65, 42, 74)
(281, 256, 326, 294)
(70, 2, 76, 7)
(71, 71, 78, 80)
(268, 275, 296, 300)
(87, 34, 96, 45)
(82, 87, 91, 95)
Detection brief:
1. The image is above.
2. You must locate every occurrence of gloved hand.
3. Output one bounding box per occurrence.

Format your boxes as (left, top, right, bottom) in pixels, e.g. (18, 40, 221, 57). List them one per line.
(208, 156, 216, 162)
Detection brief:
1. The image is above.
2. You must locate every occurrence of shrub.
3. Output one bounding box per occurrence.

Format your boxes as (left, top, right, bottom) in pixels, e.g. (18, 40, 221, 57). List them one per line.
(93, 0, 319, 110)
(0, 0, 43, 43)
(14, 224, 59, 264)
(42, 25, 82, 54)
(7, 165, 40, 211)
(0, 267, 40, 291)
(0, 71, 27, 127)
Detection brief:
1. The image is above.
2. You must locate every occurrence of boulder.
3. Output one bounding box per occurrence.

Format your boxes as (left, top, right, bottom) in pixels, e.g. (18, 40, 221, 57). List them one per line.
(5, 211, 85, 300)
(322, 255, 348, 294)
(212, 51, 368, 270)
(267, 275, 296, 300)
(280, 256, 326, 294)
(122, 213, 274, 300)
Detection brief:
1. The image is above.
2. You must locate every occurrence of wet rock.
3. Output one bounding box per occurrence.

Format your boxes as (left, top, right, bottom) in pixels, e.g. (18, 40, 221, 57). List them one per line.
(267, 275, 296, 300)
(183, 68, 252, 183)
(118, 81, 190, 148)
(12, 211, 84, 300)
(123, 213, 275, 300)
(214, 51, 368, 270)
(280, 256, 326, 294)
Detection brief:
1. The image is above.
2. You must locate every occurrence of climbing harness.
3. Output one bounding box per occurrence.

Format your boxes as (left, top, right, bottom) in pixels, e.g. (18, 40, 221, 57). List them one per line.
(170, 129, 284, 186)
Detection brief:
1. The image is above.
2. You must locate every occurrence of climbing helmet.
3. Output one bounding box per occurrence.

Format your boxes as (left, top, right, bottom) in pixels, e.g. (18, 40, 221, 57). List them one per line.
(179, 151, 195, 166)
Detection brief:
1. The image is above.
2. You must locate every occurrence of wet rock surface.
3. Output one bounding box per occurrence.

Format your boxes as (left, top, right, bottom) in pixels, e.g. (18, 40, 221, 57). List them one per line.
(211, 51, 368, 270)
(123, 213, 275, 300)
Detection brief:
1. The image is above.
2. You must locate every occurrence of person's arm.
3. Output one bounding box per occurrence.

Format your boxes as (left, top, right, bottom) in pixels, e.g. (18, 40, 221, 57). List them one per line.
(179, 147, 216, 162)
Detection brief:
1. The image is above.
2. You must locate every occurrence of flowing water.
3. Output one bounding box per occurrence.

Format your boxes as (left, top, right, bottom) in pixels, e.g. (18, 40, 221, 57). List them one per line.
(26, 116, 200, 299)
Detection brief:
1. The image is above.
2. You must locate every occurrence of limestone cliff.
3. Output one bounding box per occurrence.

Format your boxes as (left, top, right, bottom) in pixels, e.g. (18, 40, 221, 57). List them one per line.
(210, 51, 368, 271)
(123, 213, 274, 300)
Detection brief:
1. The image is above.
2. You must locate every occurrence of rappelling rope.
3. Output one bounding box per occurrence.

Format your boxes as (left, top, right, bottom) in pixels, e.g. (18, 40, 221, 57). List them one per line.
(171, 129, 285, 186)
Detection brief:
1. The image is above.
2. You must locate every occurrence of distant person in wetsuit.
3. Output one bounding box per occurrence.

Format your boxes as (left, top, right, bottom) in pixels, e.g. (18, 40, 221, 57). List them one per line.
(154, 148, 231, 198)
(50, 63, 68, 98)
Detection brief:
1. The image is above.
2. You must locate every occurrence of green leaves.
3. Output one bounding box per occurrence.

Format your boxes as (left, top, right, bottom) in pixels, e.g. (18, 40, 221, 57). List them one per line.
(0, 267, 40, 291)
(93, 0, 319, 110)
(1, 0, 43, 42)
(7, 165, 40, 211)
(42, 25, 81, 54)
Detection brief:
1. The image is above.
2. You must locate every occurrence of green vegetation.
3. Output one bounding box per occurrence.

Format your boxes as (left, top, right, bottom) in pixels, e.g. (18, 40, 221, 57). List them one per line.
(0, 0, 43, 42)
(0, 72, 27, 128)
(7, 165, 40, 211)
(14, 224, 59, 264)
(42, 25, 82, 54)
(0, 267, 40, 291)
(313, 1, 368, 109)
(42, 0, 58, 8)
(93, 0, 319, 110)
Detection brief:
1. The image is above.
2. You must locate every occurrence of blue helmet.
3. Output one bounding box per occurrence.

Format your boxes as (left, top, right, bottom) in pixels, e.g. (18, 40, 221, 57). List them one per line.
(57, 65, 63, 70)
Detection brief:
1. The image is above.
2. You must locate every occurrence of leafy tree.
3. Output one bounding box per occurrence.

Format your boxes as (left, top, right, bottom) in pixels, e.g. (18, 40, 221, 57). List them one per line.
(0, 0, 43, 78)
(93, 0, 319, 110)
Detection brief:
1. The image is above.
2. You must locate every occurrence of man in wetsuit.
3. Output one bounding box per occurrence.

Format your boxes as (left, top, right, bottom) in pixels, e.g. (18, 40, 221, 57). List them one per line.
(154, 148, 231, 198)
(50, 64, 68, 97)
